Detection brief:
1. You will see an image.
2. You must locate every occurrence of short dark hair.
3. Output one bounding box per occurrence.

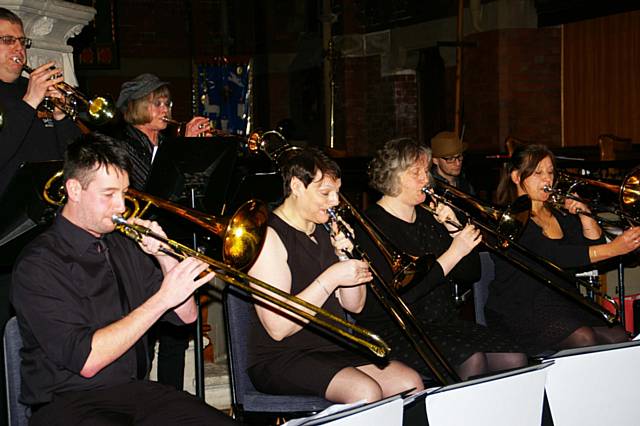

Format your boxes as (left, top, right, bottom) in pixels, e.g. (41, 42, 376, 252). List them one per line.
(496, 143, 556, 206)
(369, 138, 431, 196)
(280, 147, 341, 197)
(63, 133, 132, 188)
(0, 8, 23, 26)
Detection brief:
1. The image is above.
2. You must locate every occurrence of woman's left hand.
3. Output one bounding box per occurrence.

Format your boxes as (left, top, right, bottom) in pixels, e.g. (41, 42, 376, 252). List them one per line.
(184, 116, 213, 137)
(330, 221, 354, 258)
(564, 193, 590, 215)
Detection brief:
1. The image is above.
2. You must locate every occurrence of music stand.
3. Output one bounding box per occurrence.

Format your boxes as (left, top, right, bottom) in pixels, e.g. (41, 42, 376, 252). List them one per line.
(411, 364, 550, 426)
(146, 135, 239, 214)
(542, 340, 640, 425)
(145, 136, 240, 400)
(0, 160, 63, 266)
(283, 393, 404, 426)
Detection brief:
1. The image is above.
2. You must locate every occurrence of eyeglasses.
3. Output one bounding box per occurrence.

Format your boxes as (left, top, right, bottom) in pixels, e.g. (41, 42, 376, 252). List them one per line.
(0, 35, 32, 49)
(442, 154, 463, 163)
(151, 99, 173, 109)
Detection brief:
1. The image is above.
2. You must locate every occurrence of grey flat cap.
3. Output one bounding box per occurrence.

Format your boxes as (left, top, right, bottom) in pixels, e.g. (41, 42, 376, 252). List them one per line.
(116, 73, 169, 110)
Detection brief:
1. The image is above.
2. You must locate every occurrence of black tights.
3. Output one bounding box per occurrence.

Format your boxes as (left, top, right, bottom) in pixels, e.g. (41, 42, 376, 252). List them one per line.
(557, 325, 628, 350)
(455, 352, 528, 381)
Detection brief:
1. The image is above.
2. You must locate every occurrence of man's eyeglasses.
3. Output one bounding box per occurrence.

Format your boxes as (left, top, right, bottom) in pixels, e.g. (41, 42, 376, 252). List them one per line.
(442, 154, 463, 163)
(0, 35, 32, 49)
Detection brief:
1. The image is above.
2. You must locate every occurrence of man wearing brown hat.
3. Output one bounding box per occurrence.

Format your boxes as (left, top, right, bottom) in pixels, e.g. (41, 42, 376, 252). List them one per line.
(430, 131, 475, 195)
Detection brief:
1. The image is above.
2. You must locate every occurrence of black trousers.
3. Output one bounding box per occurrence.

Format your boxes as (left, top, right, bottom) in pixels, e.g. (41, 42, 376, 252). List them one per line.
(29, 381, 240, 426)
(148, 321, 191, 390)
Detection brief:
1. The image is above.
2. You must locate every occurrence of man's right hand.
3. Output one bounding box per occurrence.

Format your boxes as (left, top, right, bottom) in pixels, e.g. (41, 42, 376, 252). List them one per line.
(22, 62, 64, 110)
(159, 257, 215, 309)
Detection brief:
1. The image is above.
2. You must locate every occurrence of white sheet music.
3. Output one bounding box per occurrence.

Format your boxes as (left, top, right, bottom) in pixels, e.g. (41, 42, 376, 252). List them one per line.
(543, 340, 640, 426)
(423, 364, 550, 426)
(283, 396, 403, 426)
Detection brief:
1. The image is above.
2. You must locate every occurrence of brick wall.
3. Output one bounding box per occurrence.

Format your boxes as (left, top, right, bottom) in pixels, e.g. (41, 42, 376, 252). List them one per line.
(338, 56, 418, 155)
(463, 27, 562, 152)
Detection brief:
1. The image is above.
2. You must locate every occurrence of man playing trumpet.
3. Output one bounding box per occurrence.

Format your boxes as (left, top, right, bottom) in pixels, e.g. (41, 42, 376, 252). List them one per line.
(0, 8, 82, 422)
(0, 7, 81, 198)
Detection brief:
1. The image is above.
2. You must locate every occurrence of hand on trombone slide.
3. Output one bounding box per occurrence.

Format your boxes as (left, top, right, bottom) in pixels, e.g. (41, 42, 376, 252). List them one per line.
(129, 217, 171, 257)
(563, 193, 591, 216)
(609, 226, 640, 256)
(431, 201, 462, 233)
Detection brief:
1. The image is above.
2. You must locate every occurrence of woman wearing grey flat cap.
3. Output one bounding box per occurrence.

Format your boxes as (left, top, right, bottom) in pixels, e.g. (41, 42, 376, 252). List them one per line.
(114, 73, 213, 392)
(115, 73, 212, 191)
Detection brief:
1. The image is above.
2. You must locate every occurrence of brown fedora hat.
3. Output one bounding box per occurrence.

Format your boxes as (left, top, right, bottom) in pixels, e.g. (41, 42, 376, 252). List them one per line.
(430, 131, 467, 158)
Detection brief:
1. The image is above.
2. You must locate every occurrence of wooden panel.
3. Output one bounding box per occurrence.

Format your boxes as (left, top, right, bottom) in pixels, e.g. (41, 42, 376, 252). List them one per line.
(563, 10, 640, 147)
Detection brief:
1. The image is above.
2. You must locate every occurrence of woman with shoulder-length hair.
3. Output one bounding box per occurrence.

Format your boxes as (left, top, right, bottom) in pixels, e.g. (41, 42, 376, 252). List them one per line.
(485, 143, 638, 354)
(353, 137, 527, 381)
(115, 73, 212, 190)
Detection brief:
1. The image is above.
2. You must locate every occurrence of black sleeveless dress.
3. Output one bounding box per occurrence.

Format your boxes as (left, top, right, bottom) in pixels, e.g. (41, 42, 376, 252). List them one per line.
(247, 214, 373, 397)
(485, 210, 607, 355)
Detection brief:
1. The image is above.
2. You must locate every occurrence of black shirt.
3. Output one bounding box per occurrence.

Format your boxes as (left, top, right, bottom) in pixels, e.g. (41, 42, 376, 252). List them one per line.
(10, 214, 182, 406)
(0, 77, 81, 197)
(431, 165, 476, 196)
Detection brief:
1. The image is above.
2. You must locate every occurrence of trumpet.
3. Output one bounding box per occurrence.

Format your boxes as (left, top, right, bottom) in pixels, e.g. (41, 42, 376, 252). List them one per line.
(15, 58, 115, 125)
(422, 180, 619, 324)
(111, 215, 390, 359)
(161, 117, 214, 137)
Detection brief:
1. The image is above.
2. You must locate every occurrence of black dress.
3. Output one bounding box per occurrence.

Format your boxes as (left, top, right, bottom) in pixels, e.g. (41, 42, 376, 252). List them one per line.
(354, 204, 520, 375)
(485, 209, 606, 355)
(247, 214, 372, 397)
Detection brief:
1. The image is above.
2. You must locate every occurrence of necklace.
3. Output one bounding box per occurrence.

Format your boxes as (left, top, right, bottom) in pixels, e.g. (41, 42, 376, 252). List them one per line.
(276, 207, 316, 236)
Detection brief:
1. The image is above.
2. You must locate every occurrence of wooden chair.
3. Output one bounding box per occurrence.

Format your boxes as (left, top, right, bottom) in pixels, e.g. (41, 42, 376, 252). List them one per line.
(598, 134, 633, 179)
(598, 134, 632, 161)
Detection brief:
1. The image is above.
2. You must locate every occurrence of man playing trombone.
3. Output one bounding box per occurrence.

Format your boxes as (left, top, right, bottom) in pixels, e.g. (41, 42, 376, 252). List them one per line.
(10, 133, 240, 425)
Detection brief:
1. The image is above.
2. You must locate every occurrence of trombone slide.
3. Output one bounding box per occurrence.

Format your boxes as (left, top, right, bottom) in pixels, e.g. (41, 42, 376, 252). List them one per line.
(111, 215, 390, 359)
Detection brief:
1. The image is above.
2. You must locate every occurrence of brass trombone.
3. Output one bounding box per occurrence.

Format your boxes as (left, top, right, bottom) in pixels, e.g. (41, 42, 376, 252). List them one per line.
(246, 129, 300, 166)
(254, 137, 458, 383)
(423, 180, 619, 324)
(16, 58, 115, 125)
(327, 194, 460, 385)
(543, 167, 640, 228)
(42, 171, 389, 358)
(111, 215, 390, 359)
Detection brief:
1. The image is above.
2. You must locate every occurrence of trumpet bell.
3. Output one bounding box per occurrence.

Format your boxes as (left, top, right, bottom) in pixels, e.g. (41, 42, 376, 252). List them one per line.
(88, 96, 116, 125)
